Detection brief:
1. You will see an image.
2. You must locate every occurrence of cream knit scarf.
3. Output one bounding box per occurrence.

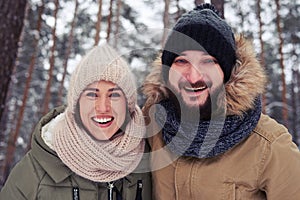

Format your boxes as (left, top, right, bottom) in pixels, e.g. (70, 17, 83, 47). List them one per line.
(52, 106, 145, 182)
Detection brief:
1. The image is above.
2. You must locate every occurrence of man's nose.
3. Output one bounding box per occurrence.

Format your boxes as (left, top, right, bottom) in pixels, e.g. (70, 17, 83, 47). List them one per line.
(185, 65, 203, 83)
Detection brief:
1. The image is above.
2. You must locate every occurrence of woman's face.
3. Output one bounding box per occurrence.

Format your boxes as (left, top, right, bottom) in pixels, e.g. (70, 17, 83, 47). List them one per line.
(78, 80, 127, 140)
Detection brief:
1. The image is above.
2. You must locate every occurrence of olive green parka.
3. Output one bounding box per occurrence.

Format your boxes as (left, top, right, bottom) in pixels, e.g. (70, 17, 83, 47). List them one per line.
(0, 106, 152, 200)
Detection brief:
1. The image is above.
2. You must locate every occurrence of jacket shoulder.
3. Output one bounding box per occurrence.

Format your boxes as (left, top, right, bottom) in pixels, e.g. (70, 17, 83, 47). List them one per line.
(253, 114, 290, 143)
(0, 151, 44, 199)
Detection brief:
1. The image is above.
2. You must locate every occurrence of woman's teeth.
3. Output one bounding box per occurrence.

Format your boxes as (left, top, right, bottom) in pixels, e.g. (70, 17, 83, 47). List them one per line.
(92, 117, 113, 124)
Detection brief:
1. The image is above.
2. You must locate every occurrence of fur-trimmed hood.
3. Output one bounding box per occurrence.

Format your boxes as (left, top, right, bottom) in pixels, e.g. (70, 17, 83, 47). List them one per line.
(142, 34, 267, 116)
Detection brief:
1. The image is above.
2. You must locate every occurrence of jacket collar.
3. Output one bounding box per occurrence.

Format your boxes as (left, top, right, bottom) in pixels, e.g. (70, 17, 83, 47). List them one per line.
(31, 105, 74, 183)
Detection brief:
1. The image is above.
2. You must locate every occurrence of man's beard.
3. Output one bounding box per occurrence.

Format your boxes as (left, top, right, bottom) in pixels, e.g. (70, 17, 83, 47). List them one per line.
(168, 84, 225, 121)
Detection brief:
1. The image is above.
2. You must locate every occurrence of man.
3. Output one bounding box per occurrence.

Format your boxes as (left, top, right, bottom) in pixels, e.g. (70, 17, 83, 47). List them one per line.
(143, 3, 300, 200)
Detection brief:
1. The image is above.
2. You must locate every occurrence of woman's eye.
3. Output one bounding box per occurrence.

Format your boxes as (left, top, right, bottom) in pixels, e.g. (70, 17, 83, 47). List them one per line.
(86, 92, 98, 98)
(109, 93, 121, 98)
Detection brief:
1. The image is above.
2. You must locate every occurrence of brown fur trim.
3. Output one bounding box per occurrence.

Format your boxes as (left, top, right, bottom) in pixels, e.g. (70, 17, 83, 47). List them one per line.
(225, 34, 267, 116)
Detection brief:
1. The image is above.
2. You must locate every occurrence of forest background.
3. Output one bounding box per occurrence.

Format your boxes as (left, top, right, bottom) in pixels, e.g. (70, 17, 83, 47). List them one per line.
(0, 0, 299, 188)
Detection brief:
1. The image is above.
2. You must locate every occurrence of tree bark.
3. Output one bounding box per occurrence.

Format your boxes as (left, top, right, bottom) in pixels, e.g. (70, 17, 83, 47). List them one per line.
(211, 0, 224, 19)
(114, 0, 121, 48)
(0, 0, 27, 128)
(43, 0, 59, 115)
(106, 0, 114, 42)
(275, 0, 288, 126)
(256, 0, 267, 113)
(194, 0, 204, 6)
(161, 0, 170, 47)
(0, 0, 28, 184)
(58, 0, 79, 105)
(94, 0, 103, 46)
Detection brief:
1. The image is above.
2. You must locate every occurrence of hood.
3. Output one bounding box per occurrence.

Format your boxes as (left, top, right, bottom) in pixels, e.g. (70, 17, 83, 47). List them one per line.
(142, 34, 267, 117)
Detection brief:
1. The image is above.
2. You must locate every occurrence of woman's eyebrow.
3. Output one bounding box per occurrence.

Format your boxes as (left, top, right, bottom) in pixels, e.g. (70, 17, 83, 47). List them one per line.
(108, 87, 122, 92)
(83, 88, 99, 92)
(83, 87, 121, 92)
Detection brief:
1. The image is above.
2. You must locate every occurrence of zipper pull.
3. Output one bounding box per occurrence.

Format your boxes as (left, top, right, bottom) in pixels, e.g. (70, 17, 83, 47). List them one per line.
(72, 187, 80, 200)
(135, 180, 143, 200)
(107, 181, 114, 200)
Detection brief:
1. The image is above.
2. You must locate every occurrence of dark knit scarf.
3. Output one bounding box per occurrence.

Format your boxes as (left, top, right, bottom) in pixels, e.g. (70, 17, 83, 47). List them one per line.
(155, 98, 262, 158)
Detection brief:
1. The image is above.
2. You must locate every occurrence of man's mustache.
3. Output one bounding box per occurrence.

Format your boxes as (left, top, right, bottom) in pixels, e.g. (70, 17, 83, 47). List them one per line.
(178, 80, 212, 90)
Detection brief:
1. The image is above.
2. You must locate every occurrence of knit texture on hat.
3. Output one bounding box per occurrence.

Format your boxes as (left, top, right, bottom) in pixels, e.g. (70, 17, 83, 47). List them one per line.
(53, 44, 145, 182)
(162, 3, 236, 83)
(67, 44, 137, 114)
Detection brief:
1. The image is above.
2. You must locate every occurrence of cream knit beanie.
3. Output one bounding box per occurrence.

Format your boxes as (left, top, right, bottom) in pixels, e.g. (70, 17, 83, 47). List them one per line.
(53, 43, 145, 182)
(67, 43, 137, 114)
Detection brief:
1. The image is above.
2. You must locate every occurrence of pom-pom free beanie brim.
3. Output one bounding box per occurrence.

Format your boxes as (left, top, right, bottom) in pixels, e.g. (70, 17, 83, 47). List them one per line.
(162, 3, 237, 83)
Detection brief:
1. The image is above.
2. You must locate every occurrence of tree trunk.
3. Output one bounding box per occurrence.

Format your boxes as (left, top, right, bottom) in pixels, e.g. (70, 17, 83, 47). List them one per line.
(43, 0, 59, 115)
(0, 0, 28, 184)
(58, 0, 79, 105)
(275, 0, 288, 126)
(291, 66, 298, 146)
(175, 0, 180, 21)
(161, 0, 170, 47)
(194, 0, 204, 6)
(94, 0, 103, 46)
(106, 0, 113, 42)
(211, 0, 224, 19)
(114, 0, 121, 48)
(256, 0, 267, 113)
(0, 0, 27, 128)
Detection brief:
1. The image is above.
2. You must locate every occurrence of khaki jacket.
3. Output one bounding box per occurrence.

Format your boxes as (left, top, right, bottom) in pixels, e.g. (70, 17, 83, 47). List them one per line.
(148, 114, 300, 200)
(142, 35, 300, 199)
(0, 106, 152, 200)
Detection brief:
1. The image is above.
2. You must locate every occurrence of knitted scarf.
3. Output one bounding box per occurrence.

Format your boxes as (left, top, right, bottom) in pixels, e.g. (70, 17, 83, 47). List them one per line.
(155, 98, 261, 158)
(53, 107, 145, 182)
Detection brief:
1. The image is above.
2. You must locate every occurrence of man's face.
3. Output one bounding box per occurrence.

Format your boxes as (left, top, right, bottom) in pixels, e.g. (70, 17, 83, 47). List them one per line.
(78, 80, 127, 140)
(168, 50, 224, 110)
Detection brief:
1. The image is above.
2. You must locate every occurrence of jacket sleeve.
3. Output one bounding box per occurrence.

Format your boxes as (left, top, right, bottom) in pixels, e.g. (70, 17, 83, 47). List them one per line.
(0, 153, 40, 200)
(259, 132, 300, 199)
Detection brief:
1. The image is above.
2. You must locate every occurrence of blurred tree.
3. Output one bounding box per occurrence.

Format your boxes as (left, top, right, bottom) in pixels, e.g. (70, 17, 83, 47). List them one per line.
(58, 0, 79, 104)
(0, 0, 27, 129)
(275, 0, 288, 126)
(256, 0, 266, 113)
(162, 0, 170, 46)
(43, 0, 59, 115)
(94, 0, 103, 46)
(211, 0, 224, 19)
(2, 2, 45, 183)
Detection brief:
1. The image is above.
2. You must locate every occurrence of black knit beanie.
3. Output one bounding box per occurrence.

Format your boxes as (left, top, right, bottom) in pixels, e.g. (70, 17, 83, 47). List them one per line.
(162, 3, 236, 83)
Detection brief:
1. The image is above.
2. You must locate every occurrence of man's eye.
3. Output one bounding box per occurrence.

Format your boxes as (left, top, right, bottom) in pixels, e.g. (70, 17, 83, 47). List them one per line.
(86, 92, 98, 97)
(201, 58, 218, 65)
(173, 58, 188, 64)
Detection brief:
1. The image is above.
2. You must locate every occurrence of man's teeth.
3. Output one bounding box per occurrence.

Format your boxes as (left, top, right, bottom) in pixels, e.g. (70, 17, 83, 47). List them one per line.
(184, 86, 206, 92)
(93, 117, 113, 124)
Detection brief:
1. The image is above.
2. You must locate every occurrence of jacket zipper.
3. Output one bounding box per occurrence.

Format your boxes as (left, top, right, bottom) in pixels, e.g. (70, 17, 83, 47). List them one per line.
(135, 180, 143, 200)
(107, 181, 115, 200)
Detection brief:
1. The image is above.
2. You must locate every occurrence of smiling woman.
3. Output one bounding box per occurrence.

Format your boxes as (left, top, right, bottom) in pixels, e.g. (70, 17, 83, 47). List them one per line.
(0, 44, 152, 200)
(79, 80, 127, 141)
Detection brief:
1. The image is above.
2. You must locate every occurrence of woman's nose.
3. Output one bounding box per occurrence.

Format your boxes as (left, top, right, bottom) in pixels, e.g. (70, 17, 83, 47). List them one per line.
(95, 97, 111, 113)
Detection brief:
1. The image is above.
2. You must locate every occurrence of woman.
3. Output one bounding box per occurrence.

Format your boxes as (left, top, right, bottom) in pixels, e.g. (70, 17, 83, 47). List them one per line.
(0, 44, 152, 200)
